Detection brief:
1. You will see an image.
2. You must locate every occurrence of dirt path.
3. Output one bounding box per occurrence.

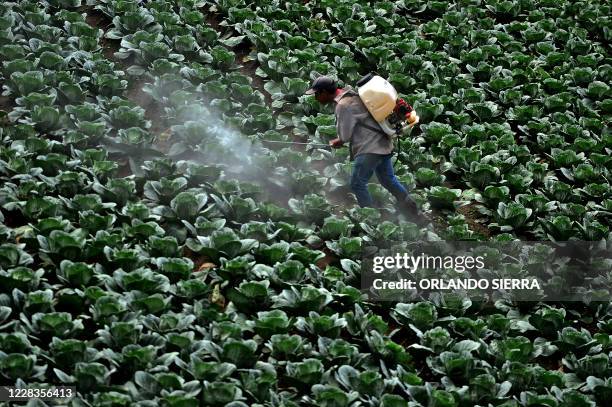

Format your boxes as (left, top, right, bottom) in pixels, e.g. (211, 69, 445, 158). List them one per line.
(84, 8, 118, 61)
(457, 202, 491, 238)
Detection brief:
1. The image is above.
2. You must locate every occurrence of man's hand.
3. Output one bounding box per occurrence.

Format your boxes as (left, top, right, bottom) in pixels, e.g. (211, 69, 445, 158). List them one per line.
(329, 138, 344, 148)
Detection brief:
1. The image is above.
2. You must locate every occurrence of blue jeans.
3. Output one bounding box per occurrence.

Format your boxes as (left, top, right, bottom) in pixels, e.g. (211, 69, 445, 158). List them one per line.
(350, 153, 409, 207)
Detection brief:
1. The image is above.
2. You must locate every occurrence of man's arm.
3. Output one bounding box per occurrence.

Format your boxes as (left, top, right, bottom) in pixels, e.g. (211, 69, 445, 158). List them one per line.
(330, 103, 354, 148)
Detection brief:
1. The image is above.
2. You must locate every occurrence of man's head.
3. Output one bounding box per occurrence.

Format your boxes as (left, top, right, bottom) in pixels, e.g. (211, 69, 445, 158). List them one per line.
(305, 75, 337, 104)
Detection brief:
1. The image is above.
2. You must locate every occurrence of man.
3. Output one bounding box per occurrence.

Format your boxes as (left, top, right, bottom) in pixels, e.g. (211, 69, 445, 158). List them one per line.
(305, 75, 421, 220)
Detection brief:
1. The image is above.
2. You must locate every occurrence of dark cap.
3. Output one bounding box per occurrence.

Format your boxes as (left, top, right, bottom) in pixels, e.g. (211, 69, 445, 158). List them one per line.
(305, 75, 337, 95)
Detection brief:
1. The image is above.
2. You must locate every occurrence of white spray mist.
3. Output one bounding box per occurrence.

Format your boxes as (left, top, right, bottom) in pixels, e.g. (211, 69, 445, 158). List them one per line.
(170, 99, 299, 204)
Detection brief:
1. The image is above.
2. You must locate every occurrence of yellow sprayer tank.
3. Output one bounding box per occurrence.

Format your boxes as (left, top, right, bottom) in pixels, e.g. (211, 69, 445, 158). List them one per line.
(357, 75, 398, 122)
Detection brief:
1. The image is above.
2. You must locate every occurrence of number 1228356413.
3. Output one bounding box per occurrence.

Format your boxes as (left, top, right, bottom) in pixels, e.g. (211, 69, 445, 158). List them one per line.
(0, 386, 76, 401)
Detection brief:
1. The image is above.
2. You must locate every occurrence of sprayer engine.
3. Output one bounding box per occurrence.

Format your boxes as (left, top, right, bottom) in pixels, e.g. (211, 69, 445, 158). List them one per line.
(356, 73, 419, 138)
(387, 98, 418, 132)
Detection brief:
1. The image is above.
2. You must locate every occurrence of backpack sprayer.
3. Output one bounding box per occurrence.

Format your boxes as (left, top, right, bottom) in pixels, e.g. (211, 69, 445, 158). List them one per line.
(356, 73, 419, 138)
(263, 74, 419, 149)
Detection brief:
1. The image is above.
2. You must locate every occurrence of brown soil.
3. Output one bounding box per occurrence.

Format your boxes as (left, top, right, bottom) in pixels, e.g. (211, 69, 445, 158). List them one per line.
(183, 247, 211, 272)
(325, 186, 358, 211)
(116, 159, 132, 178)
(0, 95, 14, 113)
(439, 180, 491, 238)
(84, 8, 108, 30)
(536, 354, 564, 371)
(2, 210, 27, 228)
(457, 202, 491, 238)
(205, 9, 224, 32)
(315, 247, 337, 269)
(430, 210, 450, 233)
(84, 8, 119, 61)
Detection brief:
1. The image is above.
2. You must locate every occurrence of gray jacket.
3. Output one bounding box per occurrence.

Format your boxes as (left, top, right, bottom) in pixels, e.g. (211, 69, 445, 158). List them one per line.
(334, 86, 394, 159)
